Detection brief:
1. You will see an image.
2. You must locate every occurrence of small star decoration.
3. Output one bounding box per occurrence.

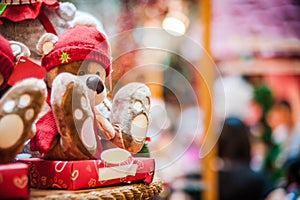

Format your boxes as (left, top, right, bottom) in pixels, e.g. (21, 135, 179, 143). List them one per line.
(59, 51, 71, 63)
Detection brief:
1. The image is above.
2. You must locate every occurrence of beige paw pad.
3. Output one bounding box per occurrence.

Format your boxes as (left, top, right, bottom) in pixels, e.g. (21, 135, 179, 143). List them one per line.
(134, 101, 143, 112)
(0, 114, 24, 148)
(131, 114, 148, 142)
(3, 100, 16, 113)
(18, 94, 31, 108)
(74, 109, 83, 120)
(81, 117, 96, 150)
(25, 108, 34, 121)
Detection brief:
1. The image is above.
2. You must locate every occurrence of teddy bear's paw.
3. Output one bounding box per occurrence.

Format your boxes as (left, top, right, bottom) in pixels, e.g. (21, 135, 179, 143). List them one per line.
(109, 124, 125, 148)
(51, 73, 98, 157)
(111, 82, 151, 153)
(0, 78, 47, 163)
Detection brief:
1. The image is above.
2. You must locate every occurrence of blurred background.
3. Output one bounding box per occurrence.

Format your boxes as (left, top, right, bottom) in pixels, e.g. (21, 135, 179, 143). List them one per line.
(64, 0, 300, 199)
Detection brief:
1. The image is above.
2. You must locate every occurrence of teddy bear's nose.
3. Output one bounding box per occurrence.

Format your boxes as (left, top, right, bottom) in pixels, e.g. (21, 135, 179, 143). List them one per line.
(86, 76, 104, 94)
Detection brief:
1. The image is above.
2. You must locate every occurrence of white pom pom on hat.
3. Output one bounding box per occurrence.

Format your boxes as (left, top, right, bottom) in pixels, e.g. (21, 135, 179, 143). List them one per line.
(72, 15, 98, 28)
(72, 11, 108, 38)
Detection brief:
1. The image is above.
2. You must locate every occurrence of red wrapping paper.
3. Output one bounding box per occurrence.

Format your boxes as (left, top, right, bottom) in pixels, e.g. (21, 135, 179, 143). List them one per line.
(18, 157, 155, 190)
(0, 162, 29, 199)
(7, 56, 46, 86)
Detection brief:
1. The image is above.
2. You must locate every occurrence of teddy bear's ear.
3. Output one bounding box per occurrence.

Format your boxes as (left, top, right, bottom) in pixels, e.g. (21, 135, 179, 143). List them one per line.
(36, 33, 58, 56)
(9, 41, 31, 61)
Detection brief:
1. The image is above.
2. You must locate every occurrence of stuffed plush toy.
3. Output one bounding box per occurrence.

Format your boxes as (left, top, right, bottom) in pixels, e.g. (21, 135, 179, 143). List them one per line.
(0, 0, 76, 60)
(30, 24, 151, 160)
(110, 83, 151, 153)
(0, 35, 47, 163)
(0, 0, 107, 62)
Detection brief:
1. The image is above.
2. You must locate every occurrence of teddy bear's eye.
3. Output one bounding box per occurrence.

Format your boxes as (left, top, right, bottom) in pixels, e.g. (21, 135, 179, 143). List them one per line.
(78, 71, 85, 76)
(96, 72, 100, 76)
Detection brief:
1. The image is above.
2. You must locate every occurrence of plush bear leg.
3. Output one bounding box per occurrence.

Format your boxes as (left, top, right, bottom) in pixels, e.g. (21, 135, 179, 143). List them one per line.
(46, 73, 100, 160)
(0, 78, 46, 163)
(111, 83, 151, 153)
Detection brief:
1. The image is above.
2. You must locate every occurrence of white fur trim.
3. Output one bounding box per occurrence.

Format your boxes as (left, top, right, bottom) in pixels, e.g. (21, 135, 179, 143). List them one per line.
(36, 33, 58, 55)
(57, 2, 76, 21)
(14, 78, 47, 96)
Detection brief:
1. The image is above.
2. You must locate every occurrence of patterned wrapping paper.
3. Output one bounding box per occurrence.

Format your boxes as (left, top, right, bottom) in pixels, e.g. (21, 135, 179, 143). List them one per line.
(0, 162, 29, 199)
(18, 157, 155, 190)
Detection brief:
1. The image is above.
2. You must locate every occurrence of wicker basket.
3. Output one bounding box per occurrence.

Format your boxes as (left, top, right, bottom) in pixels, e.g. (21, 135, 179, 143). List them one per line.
(30, 178, 163, 200)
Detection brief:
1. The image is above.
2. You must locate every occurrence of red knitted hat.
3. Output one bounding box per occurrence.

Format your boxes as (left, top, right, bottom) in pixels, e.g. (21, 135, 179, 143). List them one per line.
(0, 35, 14, 88)
(41, 25, 111, 76)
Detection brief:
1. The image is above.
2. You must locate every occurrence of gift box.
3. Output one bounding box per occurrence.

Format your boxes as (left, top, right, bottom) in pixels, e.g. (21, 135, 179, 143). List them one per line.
(0, 162, 29, 199)
(18, 157, 155, 190)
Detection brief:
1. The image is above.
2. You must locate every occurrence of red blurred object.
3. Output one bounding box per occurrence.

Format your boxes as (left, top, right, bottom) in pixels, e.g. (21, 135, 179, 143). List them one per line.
(7, 56, 46, 86)
(146, 137, 151, 142)
(0, 162, 29, 199)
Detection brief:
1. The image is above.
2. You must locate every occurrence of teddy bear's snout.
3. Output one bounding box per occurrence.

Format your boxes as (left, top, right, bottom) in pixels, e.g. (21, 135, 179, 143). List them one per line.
(86, 76, 104, 94)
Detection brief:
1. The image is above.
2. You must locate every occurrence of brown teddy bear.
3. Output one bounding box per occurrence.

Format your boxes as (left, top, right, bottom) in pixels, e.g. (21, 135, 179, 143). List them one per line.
(0, 0, 76, 60)
(0, 0, 107, 62)
(0, 34, 47, 163)
(30, 24, 151, 160)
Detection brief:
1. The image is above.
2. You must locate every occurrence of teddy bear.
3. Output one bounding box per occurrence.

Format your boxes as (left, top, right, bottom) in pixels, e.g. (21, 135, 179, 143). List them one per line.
(0, 34, 47, 163)
(30, 24, 151, 160)
(0, 0, 76, 60)
(0, 0, 108, 62)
